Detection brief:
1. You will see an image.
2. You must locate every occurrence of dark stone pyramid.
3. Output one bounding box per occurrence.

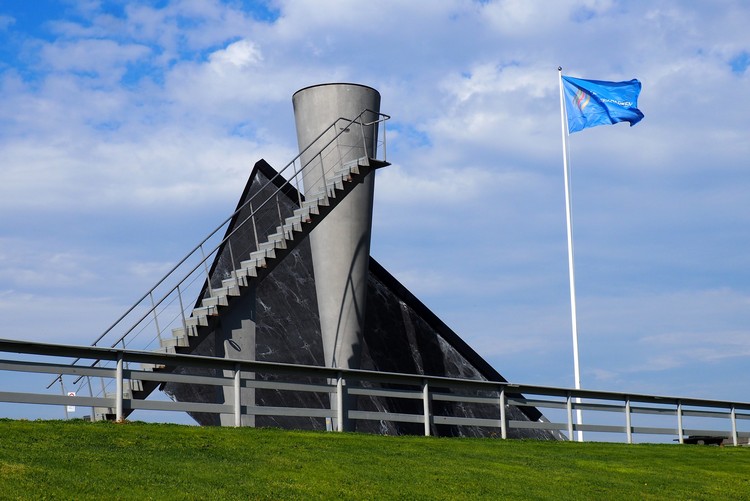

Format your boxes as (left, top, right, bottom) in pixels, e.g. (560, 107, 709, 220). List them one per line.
(164, 160, 557, 439)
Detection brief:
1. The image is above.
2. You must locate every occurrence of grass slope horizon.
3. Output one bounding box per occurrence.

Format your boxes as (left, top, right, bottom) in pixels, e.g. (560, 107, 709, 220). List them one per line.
(0, 419, 749, 499)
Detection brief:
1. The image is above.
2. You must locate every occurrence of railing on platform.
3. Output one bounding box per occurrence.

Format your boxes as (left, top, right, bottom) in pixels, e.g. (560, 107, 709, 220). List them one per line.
(3, 338, 749, 445)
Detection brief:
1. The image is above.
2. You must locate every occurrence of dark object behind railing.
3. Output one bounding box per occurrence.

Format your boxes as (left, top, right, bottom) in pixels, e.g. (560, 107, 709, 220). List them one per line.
(5, 338, 749, 444)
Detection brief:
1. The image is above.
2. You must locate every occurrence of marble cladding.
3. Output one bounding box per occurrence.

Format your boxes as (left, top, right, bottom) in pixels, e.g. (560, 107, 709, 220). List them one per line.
(163, 160, 557, 439)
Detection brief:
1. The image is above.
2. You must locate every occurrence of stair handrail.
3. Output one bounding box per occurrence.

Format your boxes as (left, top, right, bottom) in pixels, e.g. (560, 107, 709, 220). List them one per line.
(52, 109, 388, 391)
(48, 109, 389, 389)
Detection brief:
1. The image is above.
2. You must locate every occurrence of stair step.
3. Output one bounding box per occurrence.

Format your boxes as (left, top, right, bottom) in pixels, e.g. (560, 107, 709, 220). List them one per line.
(232, 266, 258, 281)
(221, 276, 239, 288)
(337, 164, 357, 177)
(140, 362, 165, 372)
(285, 208, 317, 227)
(129, 379, 144, 392)
(240, 256, 266, 271)
(339, 156, 367, 175)
(208, 277, 241, 295)
(276, 221, 303, 237)
(202, 295, 228, 308)
(160, 335, 182, 349)
(266, 231, 291, 244)
(334, 170, 352, 184)
(307, 171, 353, 199)
(293, 205, 316, 220)
(153, 345, 177, 355)
(162, 333, 190, 348)
(231, 275, 250, 288)
(303, 191, 327, 205)
(250, 248, 275, 261)
(186, 315, 209, 328)
(192, 305, 218, 318)
(171, 324, 198, 339)
(326, 176, 345, 192)
(303, 193, 329, 208)
(213, 283, 241, 298)
(284, 214, 310, 227)
(258, 237, 287, 252)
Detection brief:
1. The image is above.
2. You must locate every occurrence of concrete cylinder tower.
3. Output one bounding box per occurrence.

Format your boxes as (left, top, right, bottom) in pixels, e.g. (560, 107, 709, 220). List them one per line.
(292, 83, 381, 370)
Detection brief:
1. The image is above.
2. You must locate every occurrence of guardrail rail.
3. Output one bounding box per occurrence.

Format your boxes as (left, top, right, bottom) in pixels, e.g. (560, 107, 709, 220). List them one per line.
(3, 338, 750, 445)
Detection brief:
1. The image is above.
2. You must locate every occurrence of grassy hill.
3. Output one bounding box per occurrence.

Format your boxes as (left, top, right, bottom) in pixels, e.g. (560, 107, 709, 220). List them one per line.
(0, 419, 748, 500)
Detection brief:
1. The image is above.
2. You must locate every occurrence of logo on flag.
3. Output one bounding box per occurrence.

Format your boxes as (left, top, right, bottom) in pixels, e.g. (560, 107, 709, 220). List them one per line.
(573, 89, 590, 111)
(562, 75, 643, 133)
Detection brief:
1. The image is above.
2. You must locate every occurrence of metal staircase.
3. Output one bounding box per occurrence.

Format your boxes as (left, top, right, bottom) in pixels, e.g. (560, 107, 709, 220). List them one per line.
(150, 155, 387, 359)
(50, 109, 390, 419)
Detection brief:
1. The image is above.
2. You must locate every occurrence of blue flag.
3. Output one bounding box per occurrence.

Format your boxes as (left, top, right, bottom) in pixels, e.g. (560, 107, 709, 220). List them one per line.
(562, 75, 644, 133)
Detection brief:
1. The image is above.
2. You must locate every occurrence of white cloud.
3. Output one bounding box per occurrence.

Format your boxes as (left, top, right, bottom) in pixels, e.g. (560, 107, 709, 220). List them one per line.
(0, 238, 101, 290)
(1, 0, 750, 413)
(0, 290, 131, 346)
(40, 39, 150, 80)
(375, 163, 500, 204)
(481, 0, 597, 36)
(209, 39, 262, 69)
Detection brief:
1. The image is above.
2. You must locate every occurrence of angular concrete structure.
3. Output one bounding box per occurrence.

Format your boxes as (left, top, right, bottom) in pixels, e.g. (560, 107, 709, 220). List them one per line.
(148, 84, 559, 438)
(164, 160, 559, 439)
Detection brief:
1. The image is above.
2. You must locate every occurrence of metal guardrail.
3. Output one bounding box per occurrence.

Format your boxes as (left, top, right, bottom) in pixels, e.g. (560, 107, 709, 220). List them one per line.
(46, 110, 390, 393)
(5, 338, 750, 444)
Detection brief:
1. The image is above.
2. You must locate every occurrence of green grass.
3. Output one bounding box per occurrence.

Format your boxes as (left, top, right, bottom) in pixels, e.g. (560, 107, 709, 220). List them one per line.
(1, 419, 749, 500)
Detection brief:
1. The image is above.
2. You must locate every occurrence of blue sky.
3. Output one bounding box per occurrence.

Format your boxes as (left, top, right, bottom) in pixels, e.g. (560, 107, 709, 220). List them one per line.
(1, 0, 750, 419)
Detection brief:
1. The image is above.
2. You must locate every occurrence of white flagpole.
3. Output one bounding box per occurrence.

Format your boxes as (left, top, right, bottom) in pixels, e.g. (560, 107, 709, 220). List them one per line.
(558, 67, 584, 442)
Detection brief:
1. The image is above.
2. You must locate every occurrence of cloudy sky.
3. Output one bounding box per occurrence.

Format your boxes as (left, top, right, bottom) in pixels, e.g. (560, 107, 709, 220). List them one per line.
(1, 0, 749, 418)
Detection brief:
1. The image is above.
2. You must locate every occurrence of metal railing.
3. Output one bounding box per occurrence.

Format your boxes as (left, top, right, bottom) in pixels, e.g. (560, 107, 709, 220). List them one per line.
(46, 110, 390, 398)
(7, 338, 749, 444)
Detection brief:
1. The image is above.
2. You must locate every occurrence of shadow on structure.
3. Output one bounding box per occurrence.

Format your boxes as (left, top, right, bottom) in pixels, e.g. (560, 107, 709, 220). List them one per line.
(164, 159, 557, 439)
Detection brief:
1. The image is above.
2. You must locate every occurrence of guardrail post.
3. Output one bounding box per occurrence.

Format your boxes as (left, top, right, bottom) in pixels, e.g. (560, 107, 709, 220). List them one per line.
(566, 393, 574, 441)
(275, 195, 284, 233)
(294, 159, 303, 206)
(86, 376, 96, 422)
(422, 379, 431, 437)
(336, 372, 347, 432)
(731, 405, 738, 446)
(336, 125, 344, 169)
(120, 339, 128, 372)
(359, 116, 367, 159)
(177, 284, 187, 332)
(199, 244, 214, 296)
(625, 397, 632, 444)
(98, 365, 107, 398)
(499, 386, 508, 439)
(228, 240, 237, 275)
(382, 117, 387, 161)
(115, 352, 124, 423)
(677, 400, 684, 444)
(249, 203, 260, 253)
(318, 152, 328, 201)
(148, 292, 163, 343)
(234, 364, 242, 428)
(59, 379, 69, 420)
